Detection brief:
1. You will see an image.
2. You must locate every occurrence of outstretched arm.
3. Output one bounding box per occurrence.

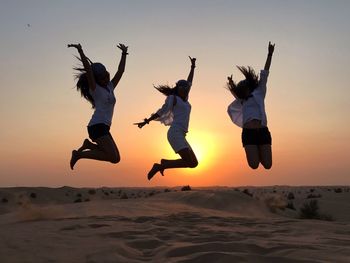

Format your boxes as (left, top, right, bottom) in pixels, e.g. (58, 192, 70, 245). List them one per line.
(112, 43, 129, 88)
(187, 56, 196, 84)
(264, 41, 275, 71)
(68, 43, 96, 91)
(134, 113, 160, 129)
(134, 95, 175, 129)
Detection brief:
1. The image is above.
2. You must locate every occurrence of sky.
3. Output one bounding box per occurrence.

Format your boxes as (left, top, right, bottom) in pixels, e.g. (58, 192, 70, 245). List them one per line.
(0, 0, 349, 187)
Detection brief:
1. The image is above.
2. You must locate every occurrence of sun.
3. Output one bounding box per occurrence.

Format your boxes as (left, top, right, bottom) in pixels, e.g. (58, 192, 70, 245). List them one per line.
(161, 129, 219, 174)
(185, 130, 218, 173)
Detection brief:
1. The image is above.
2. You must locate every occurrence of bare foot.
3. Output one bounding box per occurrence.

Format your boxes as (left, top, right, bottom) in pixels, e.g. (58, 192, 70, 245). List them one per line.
(77, 139, 92, 152)
(147, 163, 162, 180)
(70, 150, 79, 170)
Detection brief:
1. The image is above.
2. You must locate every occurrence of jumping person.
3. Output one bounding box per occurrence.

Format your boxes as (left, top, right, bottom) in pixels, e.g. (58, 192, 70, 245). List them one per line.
(135, 57, 198, 180)
(227, 42, 275, 169)
(68, 43, 128, 169)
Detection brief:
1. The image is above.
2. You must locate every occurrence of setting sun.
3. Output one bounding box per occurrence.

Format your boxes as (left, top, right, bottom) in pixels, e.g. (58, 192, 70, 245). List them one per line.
(185, 130, 218, 173)
(160, 129, 219, 175)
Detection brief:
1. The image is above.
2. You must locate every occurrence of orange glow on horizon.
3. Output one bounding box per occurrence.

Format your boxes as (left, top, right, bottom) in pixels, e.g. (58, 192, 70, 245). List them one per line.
(159, 129, 220, 176)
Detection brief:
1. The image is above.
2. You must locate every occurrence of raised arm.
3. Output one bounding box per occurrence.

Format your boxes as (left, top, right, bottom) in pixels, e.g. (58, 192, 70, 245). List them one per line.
(227, 74, 238, 99)
(111, 43, 128, 88)
(264, 41, 275, 71)
(187, 56, 196, 84)
(68, 43, 96, 91)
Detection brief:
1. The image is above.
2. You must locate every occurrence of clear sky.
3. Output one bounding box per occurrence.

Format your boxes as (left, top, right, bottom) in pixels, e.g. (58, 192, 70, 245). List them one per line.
(0, 0, 349, 187)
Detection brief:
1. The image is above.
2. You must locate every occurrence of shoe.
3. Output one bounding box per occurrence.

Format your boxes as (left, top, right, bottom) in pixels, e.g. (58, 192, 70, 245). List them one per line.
(148, 163, 162, 180)
(70, 150, 79, 170)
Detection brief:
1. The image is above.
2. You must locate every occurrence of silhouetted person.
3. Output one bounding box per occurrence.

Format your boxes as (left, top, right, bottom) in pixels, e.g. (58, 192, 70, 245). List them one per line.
(135, 57, 198, 180)
(227, 42, 275, 169)
(68, 43, 128, 169)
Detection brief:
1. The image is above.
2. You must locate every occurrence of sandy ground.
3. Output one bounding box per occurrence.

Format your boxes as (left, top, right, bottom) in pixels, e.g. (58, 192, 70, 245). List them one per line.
(0, 186, 349, 262)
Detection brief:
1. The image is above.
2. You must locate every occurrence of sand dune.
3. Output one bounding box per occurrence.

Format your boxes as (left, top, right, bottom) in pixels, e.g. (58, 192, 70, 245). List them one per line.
(0, 186, 350, 262)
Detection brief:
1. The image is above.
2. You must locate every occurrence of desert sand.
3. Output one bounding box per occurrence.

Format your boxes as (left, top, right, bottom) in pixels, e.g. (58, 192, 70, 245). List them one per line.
(0, 186, 350, 262)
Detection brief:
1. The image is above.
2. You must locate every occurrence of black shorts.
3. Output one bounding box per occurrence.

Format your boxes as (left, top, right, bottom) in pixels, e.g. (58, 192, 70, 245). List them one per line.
(242, 127, 272, 147)
(87, 123, 111, 141)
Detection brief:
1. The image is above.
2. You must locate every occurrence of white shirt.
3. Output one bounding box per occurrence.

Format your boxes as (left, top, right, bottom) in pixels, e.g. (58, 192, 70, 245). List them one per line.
(88, 82, 116, 127)
(227, 70, 269, 128)
(156, 95, 191, 132)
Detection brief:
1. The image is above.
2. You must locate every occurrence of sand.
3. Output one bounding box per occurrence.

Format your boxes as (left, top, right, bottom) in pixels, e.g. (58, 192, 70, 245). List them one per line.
(0, 186, 350, 262)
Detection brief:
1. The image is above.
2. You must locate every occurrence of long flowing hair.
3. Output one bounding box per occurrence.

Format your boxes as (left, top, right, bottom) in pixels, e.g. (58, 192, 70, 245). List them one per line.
(154, 84, 178, 96)
(154, 79, 190, 96)
(73, 56, 95, 108)
(227, 66, 259, 100)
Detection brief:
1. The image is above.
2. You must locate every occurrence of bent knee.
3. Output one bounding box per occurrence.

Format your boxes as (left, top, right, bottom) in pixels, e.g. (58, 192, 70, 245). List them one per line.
(188, 160, 198, 168)
(262, 162, 272, 170)
(248, 162, 259, 169)
(110, 155, 121, 164)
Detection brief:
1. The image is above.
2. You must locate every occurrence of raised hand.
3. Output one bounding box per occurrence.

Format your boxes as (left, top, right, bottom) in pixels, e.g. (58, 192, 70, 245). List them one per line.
(264, 41, 275, 71)
(189, 56, 196, 67)
(227, 74, 234, 84)
(117, 43, 129, 55)
(67, 43, 82, 51)
(268, 41, 275, 55)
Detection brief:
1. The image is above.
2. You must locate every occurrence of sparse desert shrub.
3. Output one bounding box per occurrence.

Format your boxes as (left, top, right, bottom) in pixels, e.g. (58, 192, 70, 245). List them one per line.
(164, 189, 171, 193)
(74, 198, 82, 203)
(299, 200, 333, 221)
(30, 192, 37, 199)
(181, 185, 192, 191)
(287, 192, 295, 200)
(299, 200, 319, 219)
(120, 193, 128, 199)
(88, 189, 96, 195)
(1, 198, 8, 203)
(334, 188, 342, 193)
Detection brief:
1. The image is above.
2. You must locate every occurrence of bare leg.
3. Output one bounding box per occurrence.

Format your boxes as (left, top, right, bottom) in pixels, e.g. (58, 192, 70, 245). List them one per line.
(109, 135, 121, 162)
(259, 144, 272, 169)
(70, 135, 120, 170)
(244, 145, 260, 169)
(161, 148, 198, 169)
(148, 148, 198, 180)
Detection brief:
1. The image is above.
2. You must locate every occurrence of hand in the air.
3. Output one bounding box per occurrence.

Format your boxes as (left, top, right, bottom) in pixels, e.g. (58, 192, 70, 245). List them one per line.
(189, 56, 196, 67)
(117, 43, 129, 54)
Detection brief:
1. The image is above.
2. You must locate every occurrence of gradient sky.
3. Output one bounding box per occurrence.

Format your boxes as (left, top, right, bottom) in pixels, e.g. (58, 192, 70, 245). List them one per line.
(0, 0, 349, 187)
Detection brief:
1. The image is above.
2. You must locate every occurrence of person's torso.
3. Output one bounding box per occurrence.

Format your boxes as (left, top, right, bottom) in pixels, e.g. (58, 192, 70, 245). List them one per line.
(242, 90, 267, 126)
(171, 96, 191, 132)
(88, 82, 116, 126)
